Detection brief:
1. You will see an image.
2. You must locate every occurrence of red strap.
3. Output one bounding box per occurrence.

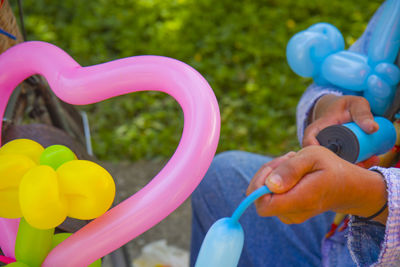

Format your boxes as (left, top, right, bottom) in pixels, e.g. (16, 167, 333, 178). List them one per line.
(0, 255, 16, 264)
(325, 223, 338, 238)
(395, 160, 400, 168)
(338, 217, 350, 232)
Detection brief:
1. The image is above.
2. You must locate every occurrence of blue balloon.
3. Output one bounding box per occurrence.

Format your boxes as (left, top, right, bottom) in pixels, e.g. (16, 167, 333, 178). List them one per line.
(195, 218, 244, 267)
(286, 23, 344, 78)
(374, 62, 400, 86)
(286, 0, 400, 116)
(321, 51, 370, 91)
(195, 186, 271, 267)
(365, 75, 394, 115)
(368, 0, 400, 65)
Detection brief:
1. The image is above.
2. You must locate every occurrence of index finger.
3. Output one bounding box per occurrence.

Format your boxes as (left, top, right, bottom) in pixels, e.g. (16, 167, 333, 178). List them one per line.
(349, 97, 378, 134)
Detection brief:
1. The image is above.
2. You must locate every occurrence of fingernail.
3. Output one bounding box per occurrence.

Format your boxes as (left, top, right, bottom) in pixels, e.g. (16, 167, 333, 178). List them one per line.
(266, 173, 282, 189)
(259, 166, 272, 178)
(364, 119, 376, 131)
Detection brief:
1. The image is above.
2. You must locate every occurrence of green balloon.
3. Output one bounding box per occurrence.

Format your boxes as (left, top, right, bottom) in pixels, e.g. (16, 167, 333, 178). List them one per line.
(39, 145, 76, 170)
(51, 233, 102, 267)
(51, 233, 73, 249)
(6, 262, 29, 267)
(15, 218, 54, 267)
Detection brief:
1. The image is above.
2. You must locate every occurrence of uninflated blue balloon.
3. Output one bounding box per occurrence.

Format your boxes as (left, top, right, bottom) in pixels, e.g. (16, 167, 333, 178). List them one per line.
(195, 186, 271, 267)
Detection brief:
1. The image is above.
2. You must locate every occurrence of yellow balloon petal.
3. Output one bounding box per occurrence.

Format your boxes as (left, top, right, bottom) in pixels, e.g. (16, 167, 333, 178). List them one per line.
(0, 139, 44, 164)
(57, 160, 115, 220)
(0, 154, 36, 218)
(19, 166, 68, 229)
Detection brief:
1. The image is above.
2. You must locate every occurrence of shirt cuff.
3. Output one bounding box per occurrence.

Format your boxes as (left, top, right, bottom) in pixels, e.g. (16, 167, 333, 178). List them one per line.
(347, 167, 400, 266)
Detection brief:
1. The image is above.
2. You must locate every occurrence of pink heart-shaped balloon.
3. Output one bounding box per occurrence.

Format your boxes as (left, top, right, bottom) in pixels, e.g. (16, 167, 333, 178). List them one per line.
(0, 41, 220, 266)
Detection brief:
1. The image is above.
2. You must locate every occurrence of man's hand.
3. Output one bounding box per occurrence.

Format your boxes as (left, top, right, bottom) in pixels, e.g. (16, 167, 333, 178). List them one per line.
(246, 146, 387, 224)
(303, 95, 379, 147)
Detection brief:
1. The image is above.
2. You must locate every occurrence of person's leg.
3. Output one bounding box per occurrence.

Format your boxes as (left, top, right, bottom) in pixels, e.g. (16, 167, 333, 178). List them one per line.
(190, 151, 336, 267)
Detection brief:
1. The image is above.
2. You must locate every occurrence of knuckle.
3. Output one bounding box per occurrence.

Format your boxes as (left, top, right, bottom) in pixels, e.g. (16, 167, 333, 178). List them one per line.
(356, 96, 370, 106)
(336, 95, 351, 106)
(299, 145, 319, 156)
(352, 97, 371, 112)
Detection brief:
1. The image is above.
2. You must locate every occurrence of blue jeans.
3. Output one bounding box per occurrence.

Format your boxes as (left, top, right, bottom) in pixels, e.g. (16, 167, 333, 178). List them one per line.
(190, 151, 356, 266)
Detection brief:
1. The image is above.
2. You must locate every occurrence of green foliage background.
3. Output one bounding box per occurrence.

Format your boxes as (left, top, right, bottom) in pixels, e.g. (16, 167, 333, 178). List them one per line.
(12, 0, 381, 161)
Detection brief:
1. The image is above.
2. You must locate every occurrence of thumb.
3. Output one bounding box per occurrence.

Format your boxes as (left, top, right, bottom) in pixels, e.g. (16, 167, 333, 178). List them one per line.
(265, 150, 316, 193)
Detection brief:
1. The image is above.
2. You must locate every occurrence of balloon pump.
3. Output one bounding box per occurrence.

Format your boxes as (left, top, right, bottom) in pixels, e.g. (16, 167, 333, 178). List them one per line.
(316, 117, 396, 163)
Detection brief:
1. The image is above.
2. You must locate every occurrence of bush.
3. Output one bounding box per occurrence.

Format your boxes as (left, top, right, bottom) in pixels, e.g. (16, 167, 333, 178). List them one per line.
(12, 0, 381, 161)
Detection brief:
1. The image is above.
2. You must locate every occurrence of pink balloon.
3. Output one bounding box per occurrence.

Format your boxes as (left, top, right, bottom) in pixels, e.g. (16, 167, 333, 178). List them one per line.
(0, 41, 220, 266)
(0, 218, 19, 258)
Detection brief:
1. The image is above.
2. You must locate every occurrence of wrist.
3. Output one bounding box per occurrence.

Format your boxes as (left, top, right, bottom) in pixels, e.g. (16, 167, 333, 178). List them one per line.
(342, 167, 388, 224)
(310, 94, 340, 123)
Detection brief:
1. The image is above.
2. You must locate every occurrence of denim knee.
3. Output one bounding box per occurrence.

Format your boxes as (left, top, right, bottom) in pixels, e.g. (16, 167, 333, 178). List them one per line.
(194, 150, 249, 191)
(192, 150, 259, 204)
(191, 151, 253, 220)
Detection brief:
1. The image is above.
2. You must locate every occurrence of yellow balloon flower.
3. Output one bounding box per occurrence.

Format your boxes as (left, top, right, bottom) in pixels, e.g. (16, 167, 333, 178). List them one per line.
(57, 160, 115, 220)
(19, 165, 68, 230)
(0, 154, 36, 218)
(0, 138, 44, 164)
(0, 139, 116, 229)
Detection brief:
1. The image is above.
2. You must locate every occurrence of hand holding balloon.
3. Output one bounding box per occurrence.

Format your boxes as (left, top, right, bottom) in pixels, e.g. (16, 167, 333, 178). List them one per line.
(247, 146, 388, 225)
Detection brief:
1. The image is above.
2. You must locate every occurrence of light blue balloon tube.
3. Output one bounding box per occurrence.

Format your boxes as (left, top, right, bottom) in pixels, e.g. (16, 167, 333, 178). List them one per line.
(195, 186, 271, 267)
(317, 117, 396, 163)
(231, 186, 271, 222)
(368, 0, 400, 66)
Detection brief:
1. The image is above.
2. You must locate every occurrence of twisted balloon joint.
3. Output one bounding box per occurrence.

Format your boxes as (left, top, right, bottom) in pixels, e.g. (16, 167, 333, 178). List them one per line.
(286, 23, 400, 116)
